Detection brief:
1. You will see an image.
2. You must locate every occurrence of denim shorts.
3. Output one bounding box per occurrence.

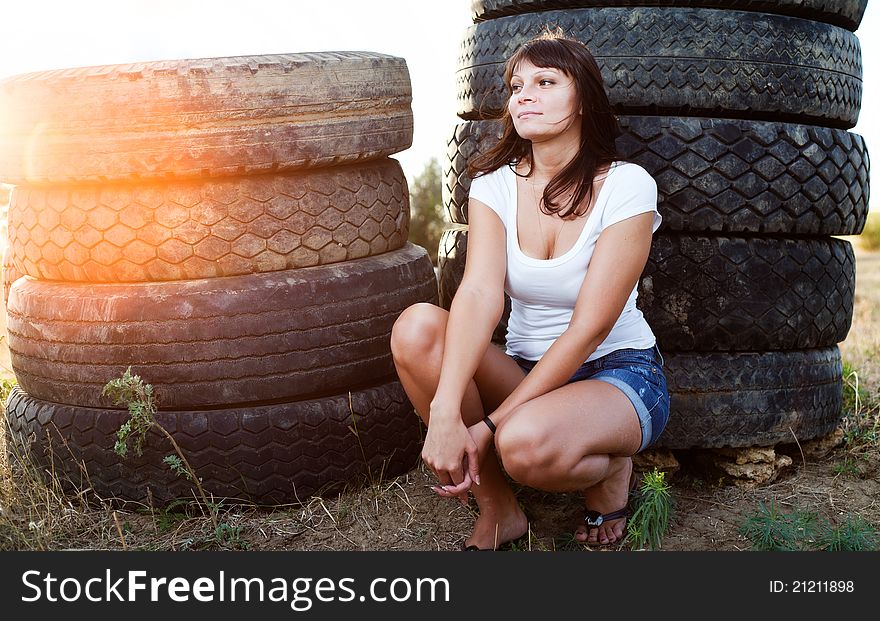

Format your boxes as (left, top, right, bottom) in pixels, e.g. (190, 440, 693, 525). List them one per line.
(509, 344, 670, 453)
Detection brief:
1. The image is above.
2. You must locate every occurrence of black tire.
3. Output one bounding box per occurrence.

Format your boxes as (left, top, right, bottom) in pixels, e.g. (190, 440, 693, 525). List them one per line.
(444, 118, 870, 235)
(0, 52, 412, 184)
(658, 347, 843, 448)
(444, 120, 504, 225)
(471, 1, 868, 31)
(438, 229, 854, 352)
(4, 380, 422, 505)
(457, 8, 861, 127)
(641, 235, 855, 352)
(437, 226, 510, 345)
(7, 243, 438, 409)
(8, 159, 409, 282)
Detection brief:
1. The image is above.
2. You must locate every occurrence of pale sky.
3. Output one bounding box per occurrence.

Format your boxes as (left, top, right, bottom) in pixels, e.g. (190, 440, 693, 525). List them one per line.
(0, 0, 877, 210)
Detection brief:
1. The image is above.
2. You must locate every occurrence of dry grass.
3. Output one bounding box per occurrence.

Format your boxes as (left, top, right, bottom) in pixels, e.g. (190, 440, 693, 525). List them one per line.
(0, 408, 125, 550)
(0, 428, 476, 551)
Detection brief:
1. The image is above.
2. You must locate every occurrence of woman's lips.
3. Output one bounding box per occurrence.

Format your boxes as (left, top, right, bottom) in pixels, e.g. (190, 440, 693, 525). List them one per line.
(517, 111, 541, 119)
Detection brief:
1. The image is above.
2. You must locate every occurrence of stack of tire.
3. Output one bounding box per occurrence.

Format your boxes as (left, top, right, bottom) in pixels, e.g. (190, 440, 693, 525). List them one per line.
(0, 52, 438, 505)
(441, 1, 868, 449)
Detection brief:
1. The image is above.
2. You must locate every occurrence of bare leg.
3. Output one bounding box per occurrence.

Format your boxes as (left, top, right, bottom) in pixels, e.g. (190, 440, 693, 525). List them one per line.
(494, 379, 642, 546)
(391, 303, 529, 549)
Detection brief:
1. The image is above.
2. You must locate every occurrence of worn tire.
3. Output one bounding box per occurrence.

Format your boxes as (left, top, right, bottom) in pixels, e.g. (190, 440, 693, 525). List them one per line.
(658, 347, 843, 448)
(471, 0, 868, 31)
(8, 159, 409, 282)
(457, 8, 861, 127)
(437, 226, 510, 345)
(0, 52, 413, 184)
(4, 381, 422, 505)
(641, 235, 855, 352)
(444, 118, 870, 235)
(7, 243, 438, 409)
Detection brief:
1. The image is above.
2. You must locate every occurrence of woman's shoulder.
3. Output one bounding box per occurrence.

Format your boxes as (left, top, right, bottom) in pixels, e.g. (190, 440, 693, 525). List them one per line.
(472, 163, 514, 183)
(608, 161, 656, 188)
(470, 164, 514, 200)
(469, 163, 514, 218)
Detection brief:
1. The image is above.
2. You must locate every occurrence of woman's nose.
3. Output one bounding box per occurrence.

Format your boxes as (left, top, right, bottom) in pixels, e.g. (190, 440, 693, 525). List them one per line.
(517, 87, 534, 103)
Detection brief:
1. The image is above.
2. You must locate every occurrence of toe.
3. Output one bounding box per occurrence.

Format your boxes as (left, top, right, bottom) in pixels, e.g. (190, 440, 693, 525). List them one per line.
(574, 525, 588, 542)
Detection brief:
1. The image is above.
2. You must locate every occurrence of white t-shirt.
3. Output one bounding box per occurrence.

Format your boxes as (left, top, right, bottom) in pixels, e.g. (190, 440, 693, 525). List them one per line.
(468, 161, 662, 362)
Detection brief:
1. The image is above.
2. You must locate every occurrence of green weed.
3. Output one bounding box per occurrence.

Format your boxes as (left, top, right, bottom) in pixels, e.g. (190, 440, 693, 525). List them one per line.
(839, 361, 879, 453)
(626, 468, 674, 550)
(213, 522, 249, 550)
(0, 377, 17, 404)
(149, 499, 191, 533)
(841, 361, 869, 416)
(815, 515, 877, 551)
(104, 367, 218, 532)
(735, 501, 874, 552)
(742, 505, 879, 552)
(739, 501, 818, 551)
(831, 457, 862, 477)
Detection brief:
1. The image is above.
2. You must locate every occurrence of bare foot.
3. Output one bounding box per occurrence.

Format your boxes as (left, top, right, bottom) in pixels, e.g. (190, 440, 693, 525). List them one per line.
(463, 502, 529, 550)
(575, 456, 633, 546)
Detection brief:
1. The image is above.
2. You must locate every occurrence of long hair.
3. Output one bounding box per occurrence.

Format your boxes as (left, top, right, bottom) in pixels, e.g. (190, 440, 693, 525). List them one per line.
(468, 31, 622, 218)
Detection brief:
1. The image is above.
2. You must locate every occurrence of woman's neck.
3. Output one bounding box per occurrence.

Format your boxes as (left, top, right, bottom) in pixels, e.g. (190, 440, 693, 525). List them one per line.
(526, 135, 580, 181)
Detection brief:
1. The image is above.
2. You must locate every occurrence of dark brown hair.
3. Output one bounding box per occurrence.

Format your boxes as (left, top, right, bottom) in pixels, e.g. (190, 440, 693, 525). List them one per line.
(468, 31, 622, 218)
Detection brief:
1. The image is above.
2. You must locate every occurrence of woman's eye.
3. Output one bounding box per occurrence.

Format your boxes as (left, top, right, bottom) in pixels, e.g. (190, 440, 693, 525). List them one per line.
(540, 79, 554, 86)
(511, 84, 522, 92)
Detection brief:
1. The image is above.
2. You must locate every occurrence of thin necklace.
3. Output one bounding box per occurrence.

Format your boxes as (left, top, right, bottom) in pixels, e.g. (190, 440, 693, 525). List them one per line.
(529, 176, 572, 260)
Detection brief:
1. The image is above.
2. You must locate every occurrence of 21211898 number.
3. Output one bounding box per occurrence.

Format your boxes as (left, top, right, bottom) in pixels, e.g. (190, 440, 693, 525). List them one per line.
(792, 581, 853, 593)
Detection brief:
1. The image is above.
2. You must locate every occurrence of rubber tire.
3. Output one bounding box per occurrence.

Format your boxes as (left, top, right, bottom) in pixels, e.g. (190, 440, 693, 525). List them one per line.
(657, 347, 843, 448)
(457, 8, 861, 127)
(7, 243, 438, 409)
(0, 52, 413, 184)
(4, 380, 422, 505)
(444, 118, 870, 235)
(437, 229, 854, 352)
(8, 159, 410, 282)
(641, 235, 855, 352)
(471, 1, 868, 31)
(437, 226, 510, 346)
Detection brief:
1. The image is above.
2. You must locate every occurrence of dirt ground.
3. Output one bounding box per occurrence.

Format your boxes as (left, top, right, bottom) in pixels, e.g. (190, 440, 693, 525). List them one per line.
(0, 243, 877, 552)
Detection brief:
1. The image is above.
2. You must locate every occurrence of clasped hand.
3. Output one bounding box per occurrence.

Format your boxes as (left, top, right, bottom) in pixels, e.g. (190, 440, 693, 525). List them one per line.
(421, 414, 495, 504)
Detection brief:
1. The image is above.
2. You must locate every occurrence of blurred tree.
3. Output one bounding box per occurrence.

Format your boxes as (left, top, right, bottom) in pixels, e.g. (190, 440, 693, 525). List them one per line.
(408, 157, 447, 265)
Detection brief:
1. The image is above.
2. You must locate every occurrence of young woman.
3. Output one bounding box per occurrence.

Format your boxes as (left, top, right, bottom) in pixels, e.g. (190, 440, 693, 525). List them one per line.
(391, 33, 670, 550)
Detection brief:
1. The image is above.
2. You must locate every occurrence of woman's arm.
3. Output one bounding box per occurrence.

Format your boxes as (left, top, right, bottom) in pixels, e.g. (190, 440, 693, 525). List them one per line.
(420, 195, 507, 494)
(431, 198, 507, 415)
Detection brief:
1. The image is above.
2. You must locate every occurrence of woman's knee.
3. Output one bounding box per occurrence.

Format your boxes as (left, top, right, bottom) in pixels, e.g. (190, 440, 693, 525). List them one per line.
(390, 303, 445, 367)
(495, 412, 557, 486)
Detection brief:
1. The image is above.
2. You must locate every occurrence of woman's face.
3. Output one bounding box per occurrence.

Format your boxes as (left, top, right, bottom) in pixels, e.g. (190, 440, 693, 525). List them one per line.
(508, 60, 580, 144)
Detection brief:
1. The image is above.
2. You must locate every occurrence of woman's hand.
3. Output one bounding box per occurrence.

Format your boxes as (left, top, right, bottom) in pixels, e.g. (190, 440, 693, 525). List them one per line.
(431, 415, 496, 501)
(422, 408, 481, 505)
